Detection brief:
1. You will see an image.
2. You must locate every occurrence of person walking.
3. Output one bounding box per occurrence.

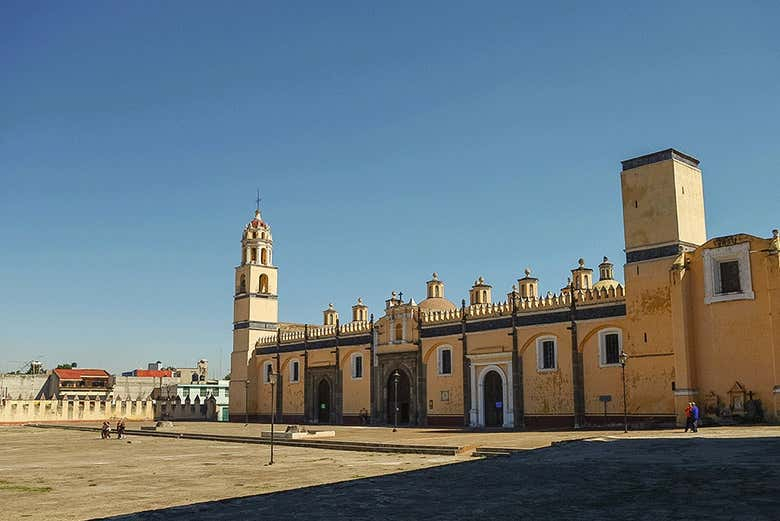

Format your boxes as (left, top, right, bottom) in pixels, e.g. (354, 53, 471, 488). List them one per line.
(691, 402, 700, 433)
(116, 418, 126, 439)
(101, 420, 111, 439)
(684, 402, 693, 432)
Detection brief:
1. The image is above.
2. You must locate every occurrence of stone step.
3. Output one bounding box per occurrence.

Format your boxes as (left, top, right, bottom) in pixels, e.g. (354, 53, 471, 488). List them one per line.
(25, 423, 463, 456)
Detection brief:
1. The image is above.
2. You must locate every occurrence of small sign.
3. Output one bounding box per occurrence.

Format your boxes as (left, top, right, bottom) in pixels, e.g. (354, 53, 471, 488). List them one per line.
(599, 395, 612, 402)
(495, 401, 503, 409)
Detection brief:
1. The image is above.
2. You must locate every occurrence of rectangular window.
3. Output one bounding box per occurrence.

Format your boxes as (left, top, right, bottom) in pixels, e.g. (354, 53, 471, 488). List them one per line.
(605, 333, 620, 365)
(290, 361, 299, 382)
(223, 387, 229, 397)
(352, 355, 363, 379)
(264, 363, 273, 383)
(718, 261, 741, 293)
(542, 340, 556, 369)
(440, 349, 452, 375)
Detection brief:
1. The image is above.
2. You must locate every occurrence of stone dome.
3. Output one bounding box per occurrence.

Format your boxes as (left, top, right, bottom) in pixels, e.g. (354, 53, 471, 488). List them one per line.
(592, 278, 620, 291)
(418, 296, 457, 312)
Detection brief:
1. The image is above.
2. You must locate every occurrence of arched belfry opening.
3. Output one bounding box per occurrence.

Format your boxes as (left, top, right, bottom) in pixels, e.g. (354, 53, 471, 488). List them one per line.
(259, 274, 269, 294)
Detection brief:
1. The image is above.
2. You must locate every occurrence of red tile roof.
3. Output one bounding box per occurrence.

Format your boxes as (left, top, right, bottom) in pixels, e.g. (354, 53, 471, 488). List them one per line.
(54, 368, 110, 380)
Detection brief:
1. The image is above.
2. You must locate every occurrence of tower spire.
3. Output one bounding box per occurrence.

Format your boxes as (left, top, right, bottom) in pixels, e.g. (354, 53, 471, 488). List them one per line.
(255, 188, 261, 213)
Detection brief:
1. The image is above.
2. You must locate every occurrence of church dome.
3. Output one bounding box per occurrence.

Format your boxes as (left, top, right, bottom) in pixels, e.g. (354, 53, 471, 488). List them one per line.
(592, 278, 619, 291)
(418, 296, 457, 312)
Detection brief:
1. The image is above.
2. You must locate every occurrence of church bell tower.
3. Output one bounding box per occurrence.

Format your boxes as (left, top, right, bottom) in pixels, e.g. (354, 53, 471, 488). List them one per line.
(230, 204, 279, 420)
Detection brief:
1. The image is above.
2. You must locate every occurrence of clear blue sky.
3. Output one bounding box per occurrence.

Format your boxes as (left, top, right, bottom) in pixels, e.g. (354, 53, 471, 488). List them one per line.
(1, 2, 778, 375)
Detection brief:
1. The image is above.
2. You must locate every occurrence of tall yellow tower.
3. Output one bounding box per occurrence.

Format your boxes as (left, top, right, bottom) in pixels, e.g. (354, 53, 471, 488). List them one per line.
(230, 206, 279, 420)
(620, 148, 706, 413)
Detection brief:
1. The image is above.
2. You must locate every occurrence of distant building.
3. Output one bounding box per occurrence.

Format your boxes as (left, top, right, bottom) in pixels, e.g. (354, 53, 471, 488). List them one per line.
(120, 369, 173, 378)
(45, 368, 112, 400)
(162, 379, 230, 421)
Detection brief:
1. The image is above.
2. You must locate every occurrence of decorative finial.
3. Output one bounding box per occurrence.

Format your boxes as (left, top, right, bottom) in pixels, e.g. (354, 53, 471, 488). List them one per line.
(432, 272, 438, 280)
(357, 297, 363, 305)
(773, 229, 779, 239)
(567, 277, 572, 285)
(328, 303, 334, 310)
(578, 258, 585, 268)
(603, 256, 609, 263)
(478, 276, 484, 284)
(512, 283, 517, 291)
(524, 267, 531, 277)
(391, 291, 397, 298)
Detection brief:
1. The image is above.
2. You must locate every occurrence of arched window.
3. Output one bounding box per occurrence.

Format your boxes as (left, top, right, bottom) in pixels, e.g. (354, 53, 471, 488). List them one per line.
(434, 286, 440, 298)
(250, 248, 257, 263)
(437, 346, 453, 375)
(263, 361, 274, 383)
(238, 274, 247, 294)
(481, 290, 487, 302)
(351, 353, 363, 379)
(259, 274, 269, 294)
(394, 322, 403, 342)
(289, 360, 300, 383)
(261, 248, 268, 265)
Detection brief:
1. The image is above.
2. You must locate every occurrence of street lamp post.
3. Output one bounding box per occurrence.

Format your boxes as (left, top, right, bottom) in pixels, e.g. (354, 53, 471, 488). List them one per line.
(619, 351, 629, 433)
(392, 370, 400, 432)
(269, 371, 277, 465)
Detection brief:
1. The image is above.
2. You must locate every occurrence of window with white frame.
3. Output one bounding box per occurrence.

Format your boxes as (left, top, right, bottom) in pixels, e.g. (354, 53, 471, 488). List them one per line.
(351, 353, 363, 379)
(289, 359, 300, 383)
(263, 361, 273, 383)
(702, 242, 755, 304)
(599, 329, 622, 367)
(438, 346, 453, 375)
(536, 336, 557, 371)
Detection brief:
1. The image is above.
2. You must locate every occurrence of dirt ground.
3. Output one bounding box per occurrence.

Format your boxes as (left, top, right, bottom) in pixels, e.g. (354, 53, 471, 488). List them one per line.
(1, 424, 779, 520)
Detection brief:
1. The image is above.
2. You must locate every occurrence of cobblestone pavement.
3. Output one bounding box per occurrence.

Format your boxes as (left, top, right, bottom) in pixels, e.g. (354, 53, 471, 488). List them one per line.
(104, 435, 780, 521)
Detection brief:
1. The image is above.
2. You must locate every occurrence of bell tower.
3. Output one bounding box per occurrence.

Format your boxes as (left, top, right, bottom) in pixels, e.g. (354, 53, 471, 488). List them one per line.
(230, 205, 279, 421)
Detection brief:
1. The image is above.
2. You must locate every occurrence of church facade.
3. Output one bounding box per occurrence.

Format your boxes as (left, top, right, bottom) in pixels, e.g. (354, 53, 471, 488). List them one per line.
(230, 148, 780, 428)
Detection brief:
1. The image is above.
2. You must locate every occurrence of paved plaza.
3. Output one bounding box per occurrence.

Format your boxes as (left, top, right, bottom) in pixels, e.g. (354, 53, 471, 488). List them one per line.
(0, 424, 778, 520)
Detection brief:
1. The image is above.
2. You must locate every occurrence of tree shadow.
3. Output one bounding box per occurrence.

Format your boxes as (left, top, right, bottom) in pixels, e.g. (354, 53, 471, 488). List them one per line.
(97, 436, 780, 521)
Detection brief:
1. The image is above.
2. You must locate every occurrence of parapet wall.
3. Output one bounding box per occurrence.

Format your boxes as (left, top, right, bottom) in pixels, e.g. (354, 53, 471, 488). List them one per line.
(255, 285, 626, 348)
(0, 374, 49, 400)
(0, 398, 155, 424)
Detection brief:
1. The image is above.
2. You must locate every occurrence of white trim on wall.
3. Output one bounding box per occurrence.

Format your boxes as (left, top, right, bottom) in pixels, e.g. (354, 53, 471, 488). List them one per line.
(702, 242, 755, 304)
(535, 336, 558, 372)
(598, 329, 623, 368)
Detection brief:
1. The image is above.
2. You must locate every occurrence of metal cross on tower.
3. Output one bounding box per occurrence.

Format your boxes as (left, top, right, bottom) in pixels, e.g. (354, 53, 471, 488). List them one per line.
(255, 189, 262, 212)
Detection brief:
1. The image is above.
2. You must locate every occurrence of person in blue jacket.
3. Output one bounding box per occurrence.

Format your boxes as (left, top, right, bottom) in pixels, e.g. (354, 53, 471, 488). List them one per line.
(690, 402, 700, 433)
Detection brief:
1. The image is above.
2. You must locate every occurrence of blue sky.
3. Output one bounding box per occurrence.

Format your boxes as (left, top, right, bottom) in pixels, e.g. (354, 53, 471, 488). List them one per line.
(1, 2, 778, 375)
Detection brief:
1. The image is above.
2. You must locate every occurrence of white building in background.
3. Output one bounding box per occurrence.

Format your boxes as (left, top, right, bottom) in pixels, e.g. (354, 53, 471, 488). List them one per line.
(163, 379, 230, 422)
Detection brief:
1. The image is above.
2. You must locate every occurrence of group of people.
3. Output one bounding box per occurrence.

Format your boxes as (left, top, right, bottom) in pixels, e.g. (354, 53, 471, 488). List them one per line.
(100, 419, 127, 439)
(684, 402, 700, 433)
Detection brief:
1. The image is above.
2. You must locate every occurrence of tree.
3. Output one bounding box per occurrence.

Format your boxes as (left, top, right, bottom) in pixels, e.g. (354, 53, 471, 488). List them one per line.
(56, 363, 75, 370)
(224, 374, 231, 380)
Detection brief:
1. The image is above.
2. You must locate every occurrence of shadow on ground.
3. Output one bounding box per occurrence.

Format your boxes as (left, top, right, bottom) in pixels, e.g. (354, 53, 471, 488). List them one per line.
(98, 436, 780, 521)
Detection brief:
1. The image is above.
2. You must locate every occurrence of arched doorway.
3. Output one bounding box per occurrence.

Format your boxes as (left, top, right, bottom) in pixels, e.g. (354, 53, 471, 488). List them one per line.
(386, 370, 411, 425)
(317, 379, 331, 424)
(483, 370, 504, 427)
